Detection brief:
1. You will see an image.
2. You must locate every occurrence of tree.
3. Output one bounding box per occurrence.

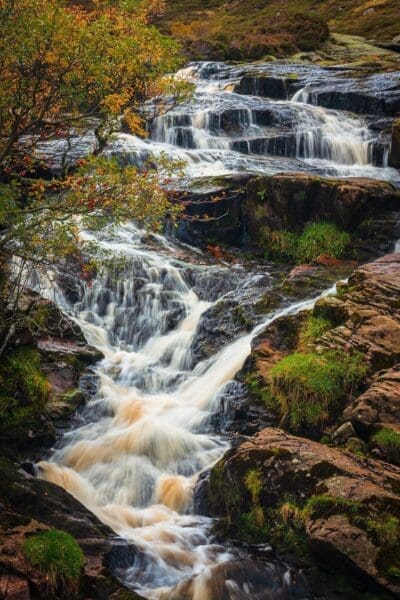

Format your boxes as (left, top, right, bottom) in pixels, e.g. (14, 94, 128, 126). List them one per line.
(0, 0, 189, 351)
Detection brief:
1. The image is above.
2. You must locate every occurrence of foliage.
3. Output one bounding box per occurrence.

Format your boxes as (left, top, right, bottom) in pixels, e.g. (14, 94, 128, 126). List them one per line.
(23, 529, 84, 596)
(295, 223, 350, 264)
(371, 428, 400, 465)
(270, 351, 366, 429)
(0, 0, 185, 170)
(261, 222, 350, 264)
(298, 315, 332, 349)
(0, 347, 50, 411)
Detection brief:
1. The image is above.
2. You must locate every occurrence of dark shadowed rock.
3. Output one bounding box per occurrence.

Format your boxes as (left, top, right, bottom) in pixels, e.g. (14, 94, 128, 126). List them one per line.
(245, 174, 400, 243)
(207, 427, 400, 596)
(0, 458, 144, 599)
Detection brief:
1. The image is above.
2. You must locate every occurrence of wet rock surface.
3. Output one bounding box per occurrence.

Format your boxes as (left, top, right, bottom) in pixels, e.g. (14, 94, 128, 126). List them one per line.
(0, 458, 144, 600)
(206, 427, 400, 596)
(245, 174, 400, 240)
(205, 252, 400, 595)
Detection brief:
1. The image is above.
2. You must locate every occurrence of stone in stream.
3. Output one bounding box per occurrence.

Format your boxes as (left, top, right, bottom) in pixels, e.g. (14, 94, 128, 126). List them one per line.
(233, 75, 295, 100)
(206, 427, 400, 597)
(0, 457, 144, 600)
(245, 174, 400, 242)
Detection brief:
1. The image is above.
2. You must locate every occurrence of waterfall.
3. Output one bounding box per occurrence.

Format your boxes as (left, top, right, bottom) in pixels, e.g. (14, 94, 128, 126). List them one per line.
(291, 88, 374, 166)
(32, 59, 399, 598)
(37, 221, 335, 598)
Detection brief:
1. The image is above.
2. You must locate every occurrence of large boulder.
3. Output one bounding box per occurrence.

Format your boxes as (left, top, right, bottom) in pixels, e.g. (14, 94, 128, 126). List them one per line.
(0, 458, 143, 599)
(206, 427, 400, 596)
(245, 174, 400, 244)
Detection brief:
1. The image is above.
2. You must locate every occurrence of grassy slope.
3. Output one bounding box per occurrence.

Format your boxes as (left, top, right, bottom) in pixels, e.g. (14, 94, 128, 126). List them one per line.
(159, 0, 400, 59)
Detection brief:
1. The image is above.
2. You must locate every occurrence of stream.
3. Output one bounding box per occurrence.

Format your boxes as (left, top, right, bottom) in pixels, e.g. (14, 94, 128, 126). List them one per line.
(36, 61, 400, 598)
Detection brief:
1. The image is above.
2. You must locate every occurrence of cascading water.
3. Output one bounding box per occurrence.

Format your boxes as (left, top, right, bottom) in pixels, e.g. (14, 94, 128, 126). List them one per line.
(37, 221, 335, 598)
(33, 60, 400, 598)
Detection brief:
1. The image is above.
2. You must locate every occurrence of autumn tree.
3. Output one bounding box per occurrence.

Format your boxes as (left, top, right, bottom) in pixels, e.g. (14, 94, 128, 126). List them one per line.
(0, 0, 188, 349)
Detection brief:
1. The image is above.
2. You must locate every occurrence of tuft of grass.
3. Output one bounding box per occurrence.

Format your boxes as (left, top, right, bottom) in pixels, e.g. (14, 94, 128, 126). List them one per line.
(245, 469, 263, 504)
(366, 515, 400, 547)
(371, 428, 400, 465)
(23, 529, 84, 596)
(295, 222, 350, 264)
(1, 347, 50, 407)
(298, 315, 332, 349)
(304, 494, 361, 520)
(237, 506, 268, 543)
(270, 351, 366, 429)
(261, 222, 350, 264)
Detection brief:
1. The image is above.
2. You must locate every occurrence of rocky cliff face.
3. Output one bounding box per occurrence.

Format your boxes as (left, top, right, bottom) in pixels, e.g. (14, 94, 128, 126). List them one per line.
(206, 252, 400, 596)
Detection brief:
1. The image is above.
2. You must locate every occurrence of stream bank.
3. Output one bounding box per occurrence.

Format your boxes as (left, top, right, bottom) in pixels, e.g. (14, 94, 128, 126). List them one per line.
(1, 56, 400, 599)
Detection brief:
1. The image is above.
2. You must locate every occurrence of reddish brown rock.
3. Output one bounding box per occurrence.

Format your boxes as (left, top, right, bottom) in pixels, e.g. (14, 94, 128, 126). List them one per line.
(0, 576, 30, 600)
(207, 427, 400, 595)
(344, 365, 400, 435)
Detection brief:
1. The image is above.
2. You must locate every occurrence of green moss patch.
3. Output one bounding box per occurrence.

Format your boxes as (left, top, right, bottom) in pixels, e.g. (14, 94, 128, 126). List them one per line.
(262, 222, 350, 264)
(270, 351, 366, 429)
(0, 347, 50, 409)
(23, 529, 84, 596)
(371, 428, 400, 466)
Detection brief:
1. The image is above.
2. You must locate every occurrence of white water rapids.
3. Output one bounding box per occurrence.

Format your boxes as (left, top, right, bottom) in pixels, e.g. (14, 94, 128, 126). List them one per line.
(32, 60, 399, 598)
(36, 222, 335, 598)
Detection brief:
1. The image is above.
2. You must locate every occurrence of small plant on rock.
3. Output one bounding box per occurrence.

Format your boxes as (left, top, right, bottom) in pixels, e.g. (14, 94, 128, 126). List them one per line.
(23, 529, 84, 596)
(371, 428, 400, 465)
(295, 222, 350, 264)
(270, 351, 366, 429)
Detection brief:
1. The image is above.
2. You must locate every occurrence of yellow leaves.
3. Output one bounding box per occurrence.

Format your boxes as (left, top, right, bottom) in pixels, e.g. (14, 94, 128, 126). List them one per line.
(123, 111, 148, 137)
(102, 91, 131, 115)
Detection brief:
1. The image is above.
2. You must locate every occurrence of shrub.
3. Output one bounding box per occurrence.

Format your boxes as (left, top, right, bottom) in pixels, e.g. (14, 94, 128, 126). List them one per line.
(270, 351, 366, 429)
(23, 529, 84, 596)
(295, 222, 350, 264)
(371, 428, 400, 465)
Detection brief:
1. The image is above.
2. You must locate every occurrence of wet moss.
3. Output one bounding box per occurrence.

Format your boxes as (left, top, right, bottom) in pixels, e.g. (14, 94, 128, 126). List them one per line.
(270, 350, 366, 429)
(371, 428, 400, 466)
(23, 529, 84, 596)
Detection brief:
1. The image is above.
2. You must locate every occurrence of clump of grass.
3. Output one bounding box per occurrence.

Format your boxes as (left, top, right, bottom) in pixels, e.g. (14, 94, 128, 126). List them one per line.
(23, 529, 84, 596)
(270, 351, 366, 429)
(2, 347, 50, 407)
(295, 222, 350, 263)
(245, 469, 263, 504)
(298, 315, 332, 349)
(304, 494, 361, 520)
(371, 428, 400, 465)
(261, 222, 350, 264)
(237, 506, 268, 543)
(261, 227, 297, 261)
(367, 515, 400, 547)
